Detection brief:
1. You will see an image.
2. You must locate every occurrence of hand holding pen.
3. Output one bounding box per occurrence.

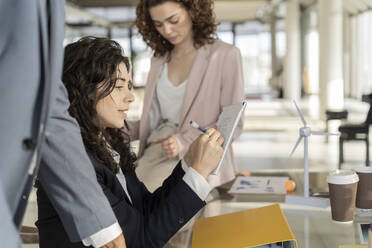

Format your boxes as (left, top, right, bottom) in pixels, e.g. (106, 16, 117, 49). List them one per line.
(189, 121, 217, 135)
(189, 121, 207, 134)
(184, 121, 224, 179)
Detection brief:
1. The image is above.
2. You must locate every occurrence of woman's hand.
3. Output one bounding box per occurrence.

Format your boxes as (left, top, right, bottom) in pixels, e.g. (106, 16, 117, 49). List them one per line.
(152, 136, 179, 158)
(184, 128, 224, 179)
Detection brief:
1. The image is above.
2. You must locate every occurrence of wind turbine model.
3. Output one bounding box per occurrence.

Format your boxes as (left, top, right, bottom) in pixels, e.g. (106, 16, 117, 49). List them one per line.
(285, 100, 339, 208)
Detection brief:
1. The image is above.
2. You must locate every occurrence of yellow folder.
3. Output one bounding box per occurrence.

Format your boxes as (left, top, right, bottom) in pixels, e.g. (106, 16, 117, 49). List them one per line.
(192, 204, 298, 248)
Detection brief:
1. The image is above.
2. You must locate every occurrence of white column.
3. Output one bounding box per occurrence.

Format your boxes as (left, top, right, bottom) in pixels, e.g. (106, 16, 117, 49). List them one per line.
(284, 0, 301, 100)
(270, 13, 277, 78)
(318, 0, 344, 113)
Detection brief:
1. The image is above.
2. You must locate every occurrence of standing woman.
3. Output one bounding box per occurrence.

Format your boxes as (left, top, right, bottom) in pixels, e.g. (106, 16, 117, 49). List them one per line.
(131, 0, 244, 191)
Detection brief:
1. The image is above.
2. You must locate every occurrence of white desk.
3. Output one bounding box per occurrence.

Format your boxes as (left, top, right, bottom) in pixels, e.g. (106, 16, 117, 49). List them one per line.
(166, 198, 371, 248)
(22, 180, 371, 248)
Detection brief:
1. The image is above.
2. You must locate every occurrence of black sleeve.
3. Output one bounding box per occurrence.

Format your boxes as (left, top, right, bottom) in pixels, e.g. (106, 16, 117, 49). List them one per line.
(134, 161, 188, 214)
(96, 162, 206, 248)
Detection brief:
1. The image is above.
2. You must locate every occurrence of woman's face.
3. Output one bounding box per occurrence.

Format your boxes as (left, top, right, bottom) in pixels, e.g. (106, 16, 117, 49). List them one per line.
(149, 1, 193, 46)
(95, 62, 134, 129)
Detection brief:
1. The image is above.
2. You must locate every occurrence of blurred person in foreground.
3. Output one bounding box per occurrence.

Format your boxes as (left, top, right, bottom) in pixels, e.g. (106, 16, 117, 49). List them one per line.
(0, 1, 125, 247)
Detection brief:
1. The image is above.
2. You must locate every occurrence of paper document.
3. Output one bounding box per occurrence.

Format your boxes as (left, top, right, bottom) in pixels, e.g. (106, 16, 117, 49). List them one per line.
(229, 176, 289, 194)
(355, 208, 372, 217)
(212, 101, 247, 174)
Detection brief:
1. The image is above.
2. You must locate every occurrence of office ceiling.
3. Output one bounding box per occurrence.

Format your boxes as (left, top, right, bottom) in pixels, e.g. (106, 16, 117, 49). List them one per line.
(65, 0, 372, 29)
(66, 0, 269, 27)
(343, 0, 372, 15)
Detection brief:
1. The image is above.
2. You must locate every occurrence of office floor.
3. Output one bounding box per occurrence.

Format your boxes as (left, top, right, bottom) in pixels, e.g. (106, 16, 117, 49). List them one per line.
(22, 96, 371, 247)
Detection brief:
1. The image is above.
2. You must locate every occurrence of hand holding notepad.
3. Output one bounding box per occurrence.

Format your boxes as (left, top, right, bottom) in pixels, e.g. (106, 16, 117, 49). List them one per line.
(184, 126, 225, 179)
(189, 102, 247, 175)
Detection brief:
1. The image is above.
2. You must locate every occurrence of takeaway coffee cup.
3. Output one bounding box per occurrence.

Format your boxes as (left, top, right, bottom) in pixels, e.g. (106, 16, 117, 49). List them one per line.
(355, 167, 372, 210)
(327, 170, 359, 223)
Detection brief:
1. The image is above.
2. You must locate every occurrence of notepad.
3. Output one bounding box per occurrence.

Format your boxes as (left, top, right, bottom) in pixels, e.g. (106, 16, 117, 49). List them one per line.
(212, 101, 247, 175)
(192, 204, 298, 248)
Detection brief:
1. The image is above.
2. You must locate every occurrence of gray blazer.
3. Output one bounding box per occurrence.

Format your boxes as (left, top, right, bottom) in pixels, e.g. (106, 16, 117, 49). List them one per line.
(0, 0, 117, 246)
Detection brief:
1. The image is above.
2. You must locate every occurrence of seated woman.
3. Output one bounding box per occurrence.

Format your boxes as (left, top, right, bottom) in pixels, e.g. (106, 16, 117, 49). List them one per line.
(35, 36, 224, 248)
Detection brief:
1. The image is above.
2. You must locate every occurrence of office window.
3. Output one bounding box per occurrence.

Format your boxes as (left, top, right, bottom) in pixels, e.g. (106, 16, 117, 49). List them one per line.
(349, 11, 372, 98)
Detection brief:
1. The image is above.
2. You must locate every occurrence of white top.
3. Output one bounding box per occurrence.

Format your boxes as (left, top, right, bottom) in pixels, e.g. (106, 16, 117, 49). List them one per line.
(82, 158, 211, 247)
(156, 63, 187, 124)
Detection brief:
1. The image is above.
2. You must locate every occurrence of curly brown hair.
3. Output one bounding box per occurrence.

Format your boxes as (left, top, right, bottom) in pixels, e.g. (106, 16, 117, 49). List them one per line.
(136, 0, 217, 57)
(62, 36, 137, 174)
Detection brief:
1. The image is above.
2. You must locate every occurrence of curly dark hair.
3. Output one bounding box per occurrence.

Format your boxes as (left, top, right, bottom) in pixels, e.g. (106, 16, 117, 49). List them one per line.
(62, 36, 137, 174)
(136, 0, 217, 57)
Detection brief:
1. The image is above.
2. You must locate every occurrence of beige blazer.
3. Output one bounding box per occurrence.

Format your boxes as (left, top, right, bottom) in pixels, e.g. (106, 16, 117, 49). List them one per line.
(128, 40, 244, 186)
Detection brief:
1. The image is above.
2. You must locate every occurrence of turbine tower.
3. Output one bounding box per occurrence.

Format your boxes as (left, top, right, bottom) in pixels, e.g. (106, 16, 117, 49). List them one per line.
(285, 100, 339, 208)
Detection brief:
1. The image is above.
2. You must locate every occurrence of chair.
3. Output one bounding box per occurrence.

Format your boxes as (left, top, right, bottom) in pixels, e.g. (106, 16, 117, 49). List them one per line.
(325, 109, 348, 142)
(339, 98, 372, 168)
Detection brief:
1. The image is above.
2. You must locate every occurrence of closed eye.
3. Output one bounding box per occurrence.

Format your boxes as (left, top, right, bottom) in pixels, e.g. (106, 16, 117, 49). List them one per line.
(153, 14, 179, 27)
(169, 19, 179, 24)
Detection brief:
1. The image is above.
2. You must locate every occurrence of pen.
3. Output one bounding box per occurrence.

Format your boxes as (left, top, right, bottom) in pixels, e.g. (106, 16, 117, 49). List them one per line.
(189, 120, 207, 134)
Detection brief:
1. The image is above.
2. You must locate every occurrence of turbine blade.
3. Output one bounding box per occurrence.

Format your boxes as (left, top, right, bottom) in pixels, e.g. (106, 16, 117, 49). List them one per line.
(293, 100, 307, 127)
(311, 131, 340, 136)
(290, 136, 303, 157)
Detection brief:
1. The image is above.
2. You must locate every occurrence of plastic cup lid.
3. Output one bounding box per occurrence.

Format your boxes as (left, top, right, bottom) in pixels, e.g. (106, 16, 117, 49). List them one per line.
(354, 167, 372, 173)
(327, 169, 359, 185)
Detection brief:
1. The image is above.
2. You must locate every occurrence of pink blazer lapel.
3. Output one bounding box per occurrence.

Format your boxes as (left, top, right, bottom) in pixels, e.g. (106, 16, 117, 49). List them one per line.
(140, 56, 166, 136)
(178, 45, 211, 125)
